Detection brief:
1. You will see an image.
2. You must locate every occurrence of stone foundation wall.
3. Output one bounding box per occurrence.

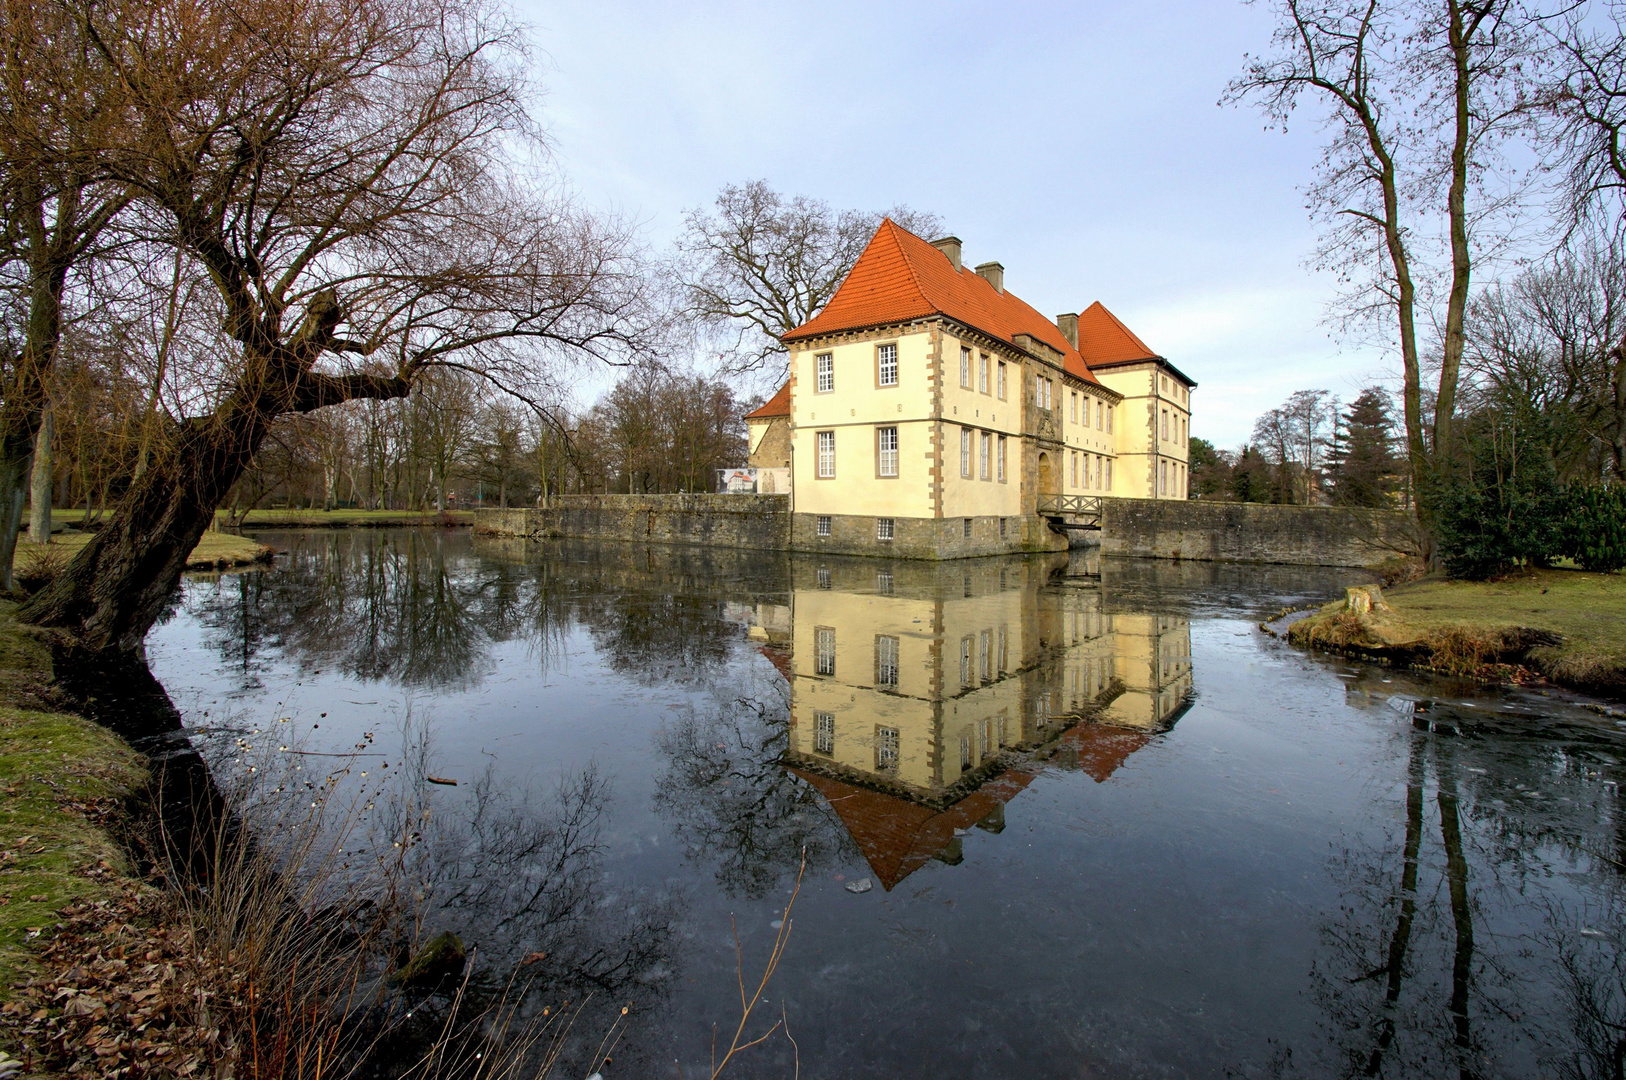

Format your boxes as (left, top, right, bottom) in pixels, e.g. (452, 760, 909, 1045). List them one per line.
(788, 512, 1067, 559)
(1098, 498, 1414, 567)
(477, 494, 791, 550)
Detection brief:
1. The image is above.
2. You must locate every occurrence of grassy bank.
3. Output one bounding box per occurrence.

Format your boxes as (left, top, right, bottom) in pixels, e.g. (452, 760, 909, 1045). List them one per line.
(1288, 568, 1626, 698)
(0, 604, 146, 985)
(15, 528, 273, 575)
(49, 507, 473, 530)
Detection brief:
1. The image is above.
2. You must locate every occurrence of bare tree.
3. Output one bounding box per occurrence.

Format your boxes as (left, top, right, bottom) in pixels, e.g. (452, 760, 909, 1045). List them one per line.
(670, 180, 941, 374)
(19, 0, 653, 653)
(1226, 0, 1536, 538)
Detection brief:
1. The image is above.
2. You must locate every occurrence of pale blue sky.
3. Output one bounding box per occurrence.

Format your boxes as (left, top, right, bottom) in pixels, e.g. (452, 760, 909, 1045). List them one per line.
(514, 0, 1396, 448)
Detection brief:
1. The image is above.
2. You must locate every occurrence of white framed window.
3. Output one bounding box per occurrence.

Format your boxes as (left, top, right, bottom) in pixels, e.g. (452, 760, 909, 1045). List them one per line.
(960, 346, 971, 388)
(960, 636, 973, 687)
(980, 431, 991, 480)
(960, 732, 972, 770)
(817, 566, 831, 588)
(997, 361, 1007, 399)
(816, 514, 831, 537)
(877, 426, 899, 478)
(997, 435, 1007, 482)
(878, 343, 898, 387)
(1159, 459, 1168, 495)
(980, 629, 992, 682)
(1106, 405, 1114, 434)
(876, 725, 900, 769)
(1072, 391, 1080, 423)
(960, 427, 972, 478)
(876, 571, 893, 594)
(998, 626, 1007, 671)
(1161, 409, 1169, 440)
(815, 626, 835, 675)
(875, 636, 899, 688)
(876, 517, 894, 541)
(815, 712, 835, 754)
(816, 430, 835, 478)
(1071, 451, 1079, 486)
(1096, 399, 1104, 430)
(816, 352, 834, 393)
(1104, 458, 1112, 491)
(979, 353, 990, 394)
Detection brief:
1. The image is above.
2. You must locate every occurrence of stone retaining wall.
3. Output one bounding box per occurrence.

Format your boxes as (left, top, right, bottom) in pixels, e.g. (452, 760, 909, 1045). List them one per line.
(476, 494, 790, 550)
(1097, 498, 1414, 567)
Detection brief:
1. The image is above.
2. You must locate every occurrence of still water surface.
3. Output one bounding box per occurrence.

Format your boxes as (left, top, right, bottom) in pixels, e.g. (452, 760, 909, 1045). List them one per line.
(145, 528, 1626, 1078)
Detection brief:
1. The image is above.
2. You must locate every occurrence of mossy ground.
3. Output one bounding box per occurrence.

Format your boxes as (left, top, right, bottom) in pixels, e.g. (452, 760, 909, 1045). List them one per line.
(0, 603, 146, 985)
(1290, 568, 1626, 697)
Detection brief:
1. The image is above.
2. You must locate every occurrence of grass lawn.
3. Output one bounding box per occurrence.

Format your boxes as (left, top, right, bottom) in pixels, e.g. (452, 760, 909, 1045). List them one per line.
(0, 603, 146, 983)
(1292, 567, 1626, 697)
(49, 507, 473, 529)
(15, 528, 273, 573)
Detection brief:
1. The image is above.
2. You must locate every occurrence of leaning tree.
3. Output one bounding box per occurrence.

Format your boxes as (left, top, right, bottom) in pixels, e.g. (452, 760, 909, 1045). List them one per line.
(18, 0, 653, 653)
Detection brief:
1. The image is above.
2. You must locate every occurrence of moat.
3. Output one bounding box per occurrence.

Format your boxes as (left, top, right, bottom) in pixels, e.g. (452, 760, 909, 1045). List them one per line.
(146, 528, 1626, 1078)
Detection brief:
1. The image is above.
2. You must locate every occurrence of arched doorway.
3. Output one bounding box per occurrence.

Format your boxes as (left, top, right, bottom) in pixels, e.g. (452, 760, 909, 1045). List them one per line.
(1037, 452, 1054, 498)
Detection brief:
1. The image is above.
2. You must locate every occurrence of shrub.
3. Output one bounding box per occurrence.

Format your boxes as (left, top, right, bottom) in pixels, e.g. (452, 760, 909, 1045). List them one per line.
(1561, 483, 1626, 573)
(1430, 406, 1565, 580)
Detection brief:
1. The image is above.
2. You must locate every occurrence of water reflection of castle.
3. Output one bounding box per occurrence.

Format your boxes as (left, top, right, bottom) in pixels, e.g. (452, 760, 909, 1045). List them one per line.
(730, 554, 1193, 890)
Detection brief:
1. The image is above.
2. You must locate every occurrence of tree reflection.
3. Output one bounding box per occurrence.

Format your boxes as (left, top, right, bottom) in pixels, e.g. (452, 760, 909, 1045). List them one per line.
(653, 673, 856, 899)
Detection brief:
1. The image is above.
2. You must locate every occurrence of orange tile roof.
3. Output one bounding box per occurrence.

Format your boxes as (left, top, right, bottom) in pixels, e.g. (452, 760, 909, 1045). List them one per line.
(783, 220, 1104, 388)
(743, 380, 790, 420)
(1074, 300, 1160, 365)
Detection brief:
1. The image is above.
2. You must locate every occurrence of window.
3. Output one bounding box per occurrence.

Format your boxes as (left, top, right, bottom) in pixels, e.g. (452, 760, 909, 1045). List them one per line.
(876, 517, 895, 541)
(815, 627, 835, 675)
(878, 343, 898, 387)
(999, 517, 1007, 539)
(997, 626, 1007, 672)
(1161, 375, 1169, 392)
(979, 353, 990, 394)
(960, 636, 973, 687)
(980, 431, 991, 480)
(997, 361, 1007, 399)
(876, 571, 893, 594)
(997, 435, 1007, 482)
(1106, 405, 1114, 434)
(1070, 391, 1078, 423)
(960, 346, 972, 388)
(1096, 400, 1104, 430)
(816, 430, 835, 478)
(815, 712, 835, 754)
(963, 573, 973, 598)
(1161, 409, 1169, 440)
(817, 566, 831, 589)
(1071, 451, 1079, 487)
(978, 718, 990, 760)
(877, 426, 899, 478)
(876, 725, 899, 769)
(1104, 458, 1112, 491)
(1159, 459, 1168, 495)
(963, 517, 973, 538)
(816, 352, 834, 393)
(980, 629, 992, 682)
(960, 732, 972, 770)
(816, 514, 831, 537)
(875, 636, 899, 688)
(960, 427, 972, 478)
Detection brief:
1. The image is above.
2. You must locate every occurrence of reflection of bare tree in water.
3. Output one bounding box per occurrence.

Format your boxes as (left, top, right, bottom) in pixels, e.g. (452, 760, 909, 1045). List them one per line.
(654, 678, 856, 898)
(583, 592, 741, 687)
(1305, 709, 1626, 1079)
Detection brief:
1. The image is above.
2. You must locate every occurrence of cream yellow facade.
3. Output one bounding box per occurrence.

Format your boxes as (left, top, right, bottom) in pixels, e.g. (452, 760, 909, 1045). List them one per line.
(1092, 361, 1196, 501)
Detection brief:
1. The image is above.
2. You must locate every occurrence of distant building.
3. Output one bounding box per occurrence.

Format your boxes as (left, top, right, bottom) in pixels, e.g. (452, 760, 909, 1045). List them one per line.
(753, 220, 1196, 556)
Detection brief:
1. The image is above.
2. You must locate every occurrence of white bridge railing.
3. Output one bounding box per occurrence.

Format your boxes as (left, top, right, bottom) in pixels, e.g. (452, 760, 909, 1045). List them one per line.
(1036, 493, 1103, 521)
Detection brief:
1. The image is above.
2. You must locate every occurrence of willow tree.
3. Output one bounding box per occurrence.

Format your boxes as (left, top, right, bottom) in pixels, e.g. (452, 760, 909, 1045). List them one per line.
(19, 0, 651, 653)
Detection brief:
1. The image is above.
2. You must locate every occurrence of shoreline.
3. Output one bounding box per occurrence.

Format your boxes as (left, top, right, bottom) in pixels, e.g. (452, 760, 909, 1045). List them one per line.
(1284, 570, 1626, 701)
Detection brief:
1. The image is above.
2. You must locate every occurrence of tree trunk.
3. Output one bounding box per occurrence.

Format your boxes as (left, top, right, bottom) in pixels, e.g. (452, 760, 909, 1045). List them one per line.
(28, 402, 53, 544)
(18, 397, 275, 652)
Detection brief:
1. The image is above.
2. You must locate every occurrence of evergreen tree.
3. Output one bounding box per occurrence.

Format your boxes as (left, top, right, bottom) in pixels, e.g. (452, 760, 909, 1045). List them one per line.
(1188, 437, 1230, 498)
(1328, 388, 1398, 508)
(1230, 445, 1273, 503)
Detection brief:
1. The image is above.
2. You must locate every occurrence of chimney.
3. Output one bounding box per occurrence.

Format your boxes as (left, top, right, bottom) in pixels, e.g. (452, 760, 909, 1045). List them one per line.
(975, 261, 1004, 294)
(930, 235, 962, 271)
(1056, 312, 1078, 349)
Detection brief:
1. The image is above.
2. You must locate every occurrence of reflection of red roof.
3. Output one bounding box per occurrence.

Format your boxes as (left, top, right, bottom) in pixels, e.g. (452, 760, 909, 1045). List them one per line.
(1075, 300, 1160, 365)
(744, 381, 790, 420)
(790, 765, 1041, 891)
(1054, 722, 1152, 783)
(756, 643, 792, 681)
(783, 220, 1103, 388)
